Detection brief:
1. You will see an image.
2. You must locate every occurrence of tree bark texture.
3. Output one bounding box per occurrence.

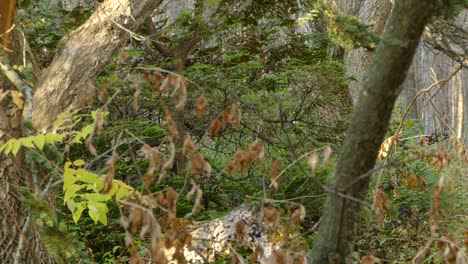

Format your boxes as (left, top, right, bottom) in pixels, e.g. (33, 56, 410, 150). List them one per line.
(1, 2, 51, 263)
(1, 0, 162, 262)
(309, 0, 435, 263)
(32, 0, 163, 132)
(342, 0, 393, 104)
(412, 10, 468, 141)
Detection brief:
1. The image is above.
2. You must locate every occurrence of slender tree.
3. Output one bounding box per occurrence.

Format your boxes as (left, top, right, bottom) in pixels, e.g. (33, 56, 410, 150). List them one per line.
(309, 0, 435, 262)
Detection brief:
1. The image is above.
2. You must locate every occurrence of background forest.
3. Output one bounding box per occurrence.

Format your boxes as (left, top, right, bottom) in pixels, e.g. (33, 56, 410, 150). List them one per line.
(0, 0, 467, 263)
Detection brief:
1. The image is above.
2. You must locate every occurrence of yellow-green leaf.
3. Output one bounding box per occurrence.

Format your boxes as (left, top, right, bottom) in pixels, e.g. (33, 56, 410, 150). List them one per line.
(87, 201, 108, 225)
(63, 168, 77, 192)
(83, 193, 111, 202)
(76, 169, 100, 184)
(72, 202, 86, 224)
(3, 140, 14, 156)
(64, 184, 83, 202)
(73, 159, 86, 166)
(44, 133, 60, 144)
(11, 140, 22, 157)
(20, 137, 35, 148)
(33, 134, 45, 150)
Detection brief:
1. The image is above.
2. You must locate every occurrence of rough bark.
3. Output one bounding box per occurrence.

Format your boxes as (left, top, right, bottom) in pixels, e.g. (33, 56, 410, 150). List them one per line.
(0, 0, 17, 52)
(411, 10, 468, 141)
(1, 0, 163, 262)
(342, 0, 393, 103)
(32, 0, 164, 132)
(1, 3, 51, 263)
(309, 0, 435, 263)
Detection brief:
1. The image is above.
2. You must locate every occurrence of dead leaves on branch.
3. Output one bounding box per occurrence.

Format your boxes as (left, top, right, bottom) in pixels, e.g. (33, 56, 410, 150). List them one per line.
(307, 146, 333, 177)
(227, 138, 264, 174)
(208, 103, 242, 138)
(373, 187, 391, 227)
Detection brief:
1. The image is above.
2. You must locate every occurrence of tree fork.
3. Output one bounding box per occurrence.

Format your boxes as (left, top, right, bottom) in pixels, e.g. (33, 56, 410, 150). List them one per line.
(309, 0, 435, 263)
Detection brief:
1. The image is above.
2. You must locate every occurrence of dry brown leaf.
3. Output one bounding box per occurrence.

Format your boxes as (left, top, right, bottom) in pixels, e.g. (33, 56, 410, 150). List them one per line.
(373, 187, 390, 227)
(221, 110, 230, 129)
(190, 152, 205, 175)
(162, 140, 175, 171)
(264, 206, 279, 225)
(202, 160, 212, 177)
(269, 178, 279, 194)
(195, 95, 207, 115)
(159, 73, 175, 94)
(249, 246, 263, 263)
(290, 204, 306, 226)
(133, 87, 141, 111)
(85, 136, 97, 156)
(165, 108, 179, 140)
(208, 118, 222, 138)
(235, 219, 248, 236)
(321, 146, 332, 167)
(360, 255, 375, 264)
(166, 187, 178, 220)
(156, 192, 167, 207)
(150, 72, 164, 92)
(307, 152, 319, 176)
(229, 103, 241, 127)
(183, 134, 196, 156)
(226, 161, 236, 175)
(192, 188, 203, 216)
(102, 149, 118, 193)
(93, 109, 105, 135)
(270, 160, 280, 179)
(172, 77, 187, 111)
(119, 50, 128, 63)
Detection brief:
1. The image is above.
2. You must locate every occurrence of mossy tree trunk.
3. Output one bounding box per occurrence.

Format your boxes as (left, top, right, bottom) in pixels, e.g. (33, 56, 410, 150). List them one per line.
(309, 0, 435, 263)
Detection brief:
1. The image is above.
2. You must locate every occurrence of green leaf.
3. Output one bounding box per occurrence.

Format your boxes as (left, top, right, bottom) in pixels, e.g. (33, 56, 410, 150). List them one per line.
(73, 159, 86, 166)
(87, 201, 108, 225)
(63, 168, 77, 192)
(11, 140, 22, 157)
(33, 134, 45, 150)
(72, 202, 86, 224)
(66, 199, 77, 212)
(82, 193, 111, 202)
(44, 133, 61, 144)
(3, 140, 14, 156)
(76, 169, 100, 184)
(64, 184, 83, 202)
(20, 137, 35, 148)
(113, 180, 134, 200)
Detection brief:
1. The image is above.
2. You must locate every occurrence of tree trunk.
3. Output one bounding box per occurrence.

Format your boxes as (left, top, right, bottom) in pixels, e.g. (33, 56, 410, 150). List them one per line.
(309, 0, 435, 263)
(342, 0, 393, 103)
(32, 0, 164, 132)
(1, 3, 51, 263)
(1, 0, 163, 262)
(411, 10, 468, 141)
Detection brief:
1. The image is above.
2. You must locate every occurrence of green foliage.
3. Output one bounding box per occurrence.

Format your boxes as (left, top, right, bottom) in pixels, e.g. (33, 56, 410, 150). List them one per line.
(299, 2, 380, 51)
(19, 0, 94, 64)
(19, 188, 88, 263)
(63, 161, 134, 224)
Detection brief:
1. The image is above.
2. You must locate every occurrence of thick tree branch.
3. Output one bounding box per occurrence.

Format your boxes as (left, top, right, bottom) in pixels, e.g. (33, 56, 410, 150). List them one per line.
(31, 0, 164, 132)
